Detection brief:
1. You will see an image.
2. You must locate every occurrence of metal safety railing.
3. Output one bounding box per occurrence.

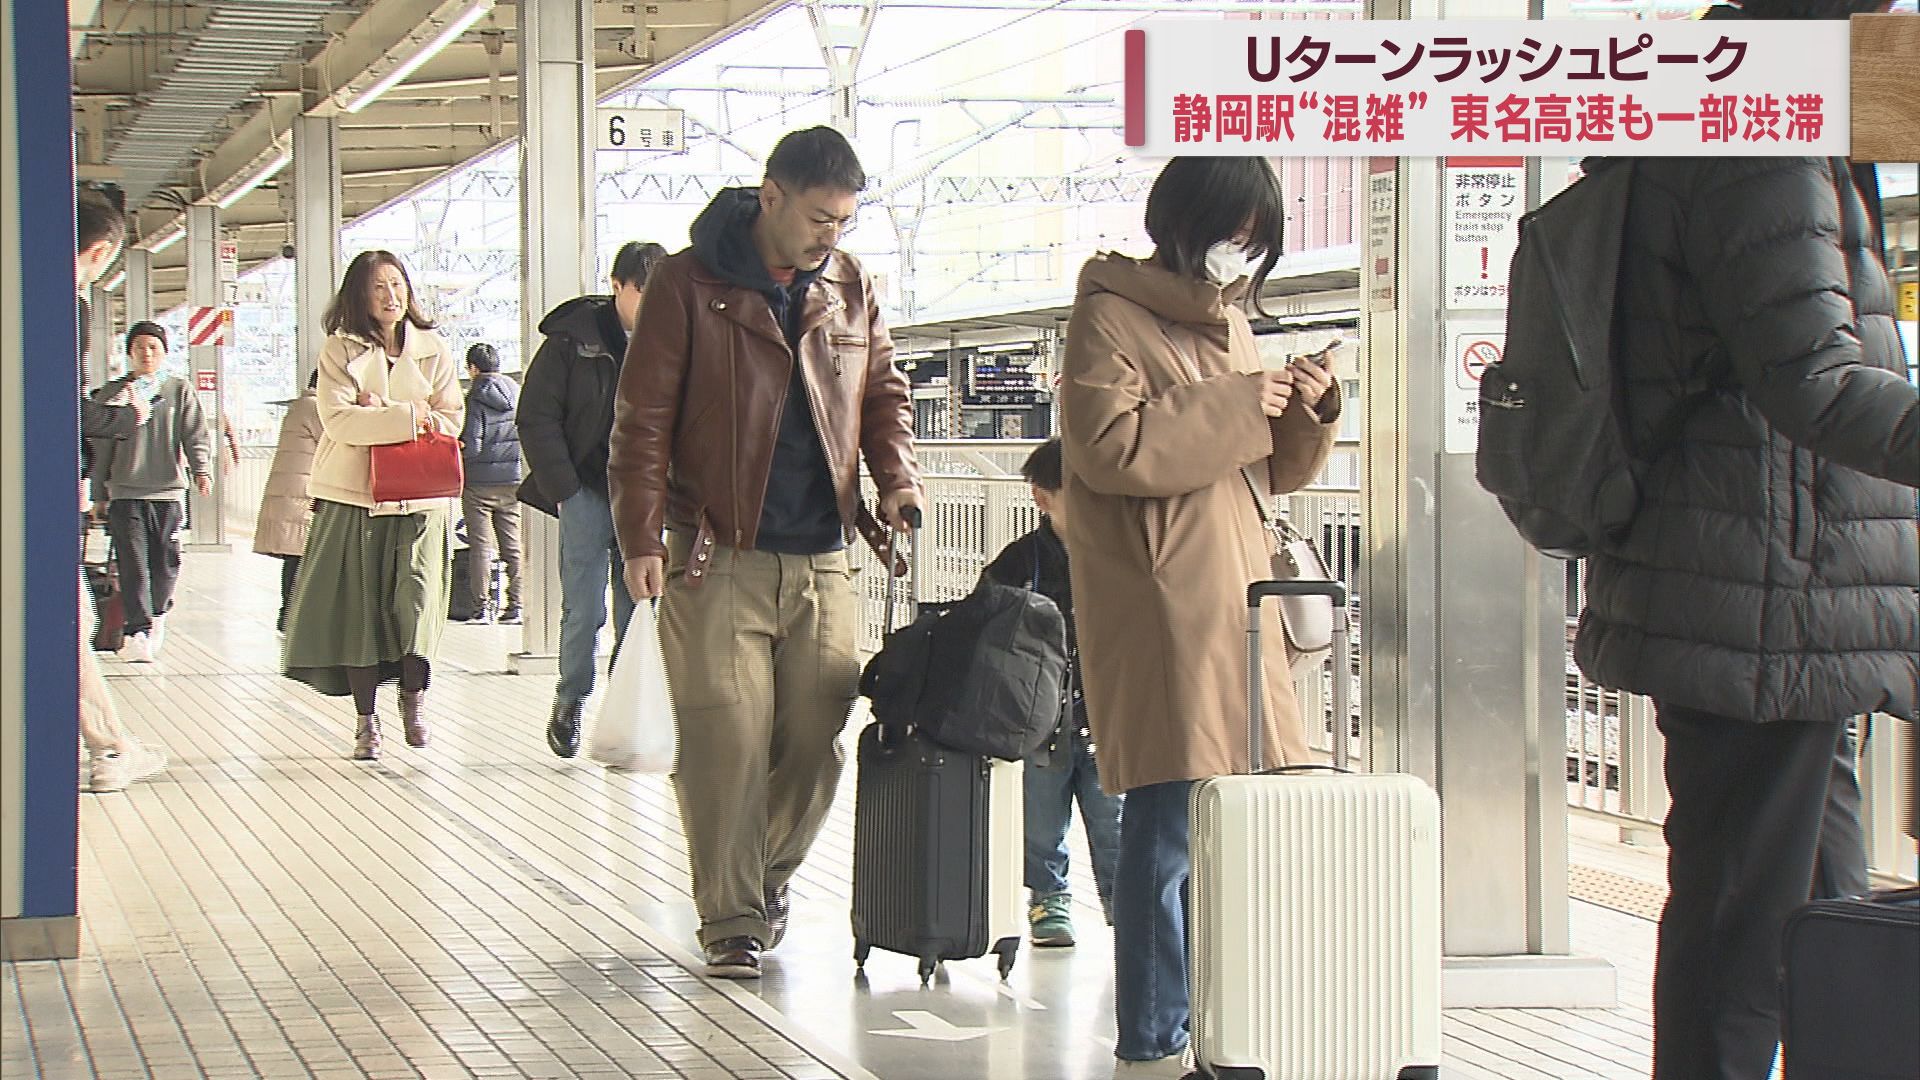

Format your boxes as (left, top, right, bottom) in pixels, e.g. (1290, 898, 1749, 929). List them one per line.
(221, 444, 275, 539)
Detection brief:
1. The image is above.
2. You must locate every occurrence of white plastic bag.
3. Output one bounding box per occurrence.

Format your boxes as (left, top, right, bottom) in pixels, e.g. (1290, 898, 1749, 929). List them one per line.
(588, 602, 676, 773)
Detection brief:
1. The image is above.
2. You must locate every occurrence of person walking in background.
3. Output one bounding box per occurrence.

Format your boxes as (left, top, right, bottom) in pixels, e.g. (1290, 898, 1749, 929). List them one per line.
(458, 342, 524, 623)
(1057, 156, 1341, 1076)
(516, 240, 667, 756)
(282, 250, 463, 761)
(73, 181, 167, 792)
(609, 127, 921, 978)
(89, 320, 214, 663)
(981, 437, 1122, 949)
(254, 370, 323, 634)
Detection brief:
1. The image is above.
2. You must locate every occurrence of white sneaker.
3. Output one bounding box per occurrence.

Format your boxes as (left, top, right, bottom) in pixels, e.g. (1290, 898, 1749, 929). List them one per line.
(121, 632, 153, 663)
(1112, 1046, 1195, 1079)
(88, 740, 167, 793)
(149, 615, 166, 657)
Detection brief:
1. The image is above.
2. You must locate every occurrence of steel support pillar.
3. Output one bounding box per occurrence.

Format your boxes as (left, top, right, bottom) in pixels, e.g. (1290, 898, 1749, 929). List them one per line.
(804, 0, 877, 136)
(124, 248, 153, 327)
(185, 203, 226, 550)
(293, 114, 342, 390)
(511, 0, 597, 674)
(1359, 0, 1612, 1008)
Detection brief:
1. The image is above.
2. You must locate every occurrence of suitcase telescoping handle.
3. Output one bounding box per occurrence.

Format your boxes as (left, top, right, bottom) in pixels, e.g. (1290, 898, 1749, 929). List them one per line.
(1247, 580, 1352, 773)
(880, 505, 925, 633)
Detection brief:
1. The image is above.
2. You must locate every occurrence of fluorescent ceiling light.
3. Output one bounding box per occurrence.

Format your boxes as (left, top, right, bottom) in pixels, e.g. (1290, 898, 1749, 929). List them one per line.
(343, 2, 492, 114)
(216, 145, 292, 209)
(145, 222, 184, 254)
(102, 270, 125, 292)
(976, 342, 1037, 353)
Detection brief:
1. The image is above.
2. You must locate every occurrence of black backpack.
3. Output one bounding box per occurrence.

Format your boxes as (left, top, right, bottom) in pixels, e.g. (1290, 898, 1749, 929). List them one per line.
(1477, 158, 1684, 559)
(860, 581, 1069, 761)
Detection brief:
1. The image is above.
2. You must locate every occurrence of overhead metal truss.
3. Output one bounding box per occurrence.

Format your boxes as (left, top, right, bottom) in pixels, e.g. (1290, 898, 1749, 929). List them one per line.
(920, 175, 1153, 205)
(429, 169, 1154, 207)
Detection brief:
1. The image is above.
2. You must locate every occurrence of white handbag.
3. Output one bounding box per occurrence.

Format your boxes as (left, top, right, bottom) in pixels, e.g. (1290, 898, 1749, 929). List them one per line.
(1242, 464, 1335, 669)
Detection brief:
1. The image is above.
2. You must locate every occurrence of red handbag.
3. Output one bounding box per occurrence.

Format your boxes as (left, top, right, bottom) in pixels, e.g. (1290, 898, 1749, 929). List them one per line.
(369, 430, 464, 503)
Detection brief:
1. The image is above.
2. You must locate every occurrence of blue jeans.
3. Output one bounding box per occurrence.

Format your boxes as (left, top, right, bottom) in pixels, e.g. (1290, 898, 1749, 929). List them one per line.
(557, 488, 634, 703)
(1113, 779, 1193, 1062)
(1024, 722, 1123, 918)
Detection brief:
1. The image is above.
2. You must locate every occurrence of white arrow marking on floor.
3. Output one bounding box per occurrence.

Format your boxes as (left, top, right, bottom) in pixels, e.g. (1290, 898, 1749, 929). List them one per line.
(994, 980, 1047, 1010)
(870, 1010, 1005, 1042)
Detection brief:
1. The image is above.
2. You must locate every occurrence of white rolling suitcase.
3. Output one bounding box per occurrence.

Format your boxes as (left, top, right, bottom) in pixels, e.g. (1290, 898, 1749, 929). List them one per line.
(1188, 580, 1442, 1080)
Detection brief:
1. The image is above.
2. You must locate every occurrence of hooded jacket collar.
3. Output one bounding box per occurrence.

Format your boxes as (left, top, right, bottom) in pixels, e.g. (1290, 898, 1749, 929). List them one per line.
(470, 372, 518, 413)
(539, 295, 625, 359)
(689, 186, 854, 294)
(1075, 252, 1249, 328)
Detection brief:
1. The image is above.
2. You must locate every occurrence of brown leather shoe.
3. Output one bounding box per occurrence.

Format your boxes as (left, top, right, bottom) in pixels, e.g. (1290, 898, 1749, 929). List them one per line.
(352, 715, 381, 761)
(401, 691, 428, 748)
(701, 936, 762, 979)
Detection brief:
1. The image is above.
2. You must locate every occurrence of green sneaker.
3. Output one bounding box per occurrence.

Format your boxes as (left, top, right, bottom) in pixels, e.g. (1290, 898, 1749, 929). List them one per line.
(1029, 892, 1076, 948)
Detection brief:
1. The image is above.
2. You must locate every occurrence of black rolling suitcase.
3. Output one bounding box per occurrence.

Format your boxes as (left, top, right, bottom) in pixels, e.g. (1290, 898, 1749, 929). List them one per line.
(1781, 887, 1920, 1079)
(84, 522, 125, 653)
(850, 511, 1024, 984)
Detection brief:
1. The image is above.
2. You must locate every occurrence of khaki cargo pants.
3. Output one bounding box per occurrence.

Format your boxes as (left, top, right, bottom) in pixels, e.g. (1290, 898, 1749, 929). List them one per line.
(660, 530, 863, 947)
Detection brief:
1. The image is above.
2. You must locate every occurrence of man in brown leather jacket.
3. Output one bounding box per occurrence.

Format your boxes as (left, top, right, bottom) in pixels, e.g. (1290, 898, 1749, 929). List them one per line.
(608, 126, 920, 978)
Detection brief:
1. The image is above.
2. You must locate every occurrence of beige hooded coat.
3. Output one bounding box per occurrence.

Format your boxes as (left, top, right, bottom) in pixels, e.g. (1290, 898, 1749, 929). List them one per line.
(1058, 253, 1339, 795)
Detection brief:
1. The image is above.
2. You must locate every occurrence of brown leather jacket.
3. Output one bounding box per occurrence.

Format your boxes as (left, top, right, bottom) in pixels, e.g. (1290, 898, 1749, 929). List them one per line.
(608, 247, 919, 560)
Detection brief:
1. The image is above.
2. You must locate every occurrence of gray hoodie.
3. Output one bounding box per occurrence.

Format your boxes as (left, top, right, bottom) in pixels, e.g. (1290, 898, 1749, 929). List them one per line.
(89, 374, 214, 503)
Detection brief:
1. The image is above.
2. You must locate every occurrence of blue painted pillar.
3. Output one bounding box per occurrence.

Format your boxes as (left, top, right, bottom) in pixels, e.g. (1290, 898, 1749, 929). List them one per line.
(1, 0, 84, 960)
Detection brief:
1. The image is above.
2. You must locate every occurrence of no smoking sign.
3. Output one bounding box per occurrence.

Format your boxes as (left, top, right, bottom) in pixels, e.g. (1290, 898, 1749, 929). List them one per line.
(1459, 338, 1501, 388)
(1445, 325, 1504, 455)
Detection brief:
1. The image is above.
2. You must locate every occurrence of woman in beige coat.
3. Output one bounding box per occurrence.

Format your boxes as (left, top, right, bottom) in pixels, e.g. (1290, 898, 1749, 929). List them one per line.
(254, 370, 323, 633)
(1058, 157, 1339, 1076)
(282, 250, 462, 760)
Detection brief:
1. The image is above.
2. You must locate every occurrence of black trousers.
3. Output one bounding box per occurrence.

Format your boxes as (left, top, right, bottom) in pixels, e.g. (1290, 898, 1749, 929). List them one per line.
(277, 554, 301, 633)
(107, 499, 184, 636)
(1652, 702, 1842, 1080)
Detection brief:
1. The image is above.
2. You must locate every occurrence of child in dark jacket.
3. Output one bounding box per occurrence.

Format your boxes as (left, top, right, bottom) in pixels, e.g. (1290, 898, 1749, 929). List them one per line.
(981, 438, 1122, 947)
(459, 343, 524, 622)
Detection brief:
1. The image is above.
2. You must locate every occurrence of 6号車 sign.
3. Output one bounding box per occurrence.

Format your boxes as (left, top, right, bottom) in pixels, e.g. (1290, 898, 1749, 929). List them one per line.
(1123, 20, 1850, 156)
(596, 108, 686, 152)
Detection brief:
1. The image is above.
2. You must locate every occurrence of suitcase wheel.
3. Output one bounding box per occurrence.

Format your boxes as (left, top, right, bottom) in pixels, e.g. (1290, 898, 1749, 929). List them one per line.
(853, 940, 870, 969)
(994, 938, 1018, 981)
(917, 956, 937, 986)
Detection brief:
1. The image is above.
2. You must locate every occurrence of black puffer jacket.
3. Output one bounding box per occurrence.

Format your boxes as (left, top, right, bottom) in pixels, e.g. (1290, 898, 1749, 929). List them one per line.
(460, 372, 522, 486)
(515, 296, 626, 516)
(1575, 155, 1919, 724)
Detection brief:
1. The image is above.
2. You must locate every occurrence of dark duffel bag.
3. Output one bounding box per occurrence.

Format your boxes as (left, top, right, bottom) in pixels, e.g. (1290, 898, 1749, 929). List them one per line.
(860, 579, 1068, 762)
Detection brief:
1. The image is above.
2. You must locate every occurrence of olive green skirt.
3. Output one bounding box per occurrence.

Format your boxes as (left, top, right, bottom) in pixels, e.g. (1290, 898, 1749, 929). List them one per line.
(283, 499, 450, 697)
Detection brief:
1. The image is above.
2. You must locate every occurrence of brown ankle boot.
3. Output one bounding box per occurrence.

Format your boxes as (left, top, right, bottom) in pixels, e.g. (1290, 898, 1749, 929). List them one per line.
(401, 691, 428, 748)
(352, 715, 381, 760)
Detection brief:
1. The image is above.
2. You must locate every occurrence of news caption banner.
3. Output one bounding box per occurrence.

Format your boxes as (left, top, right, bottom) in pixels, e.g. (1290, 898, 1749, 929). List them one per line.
(1122, 20, 1851, 157)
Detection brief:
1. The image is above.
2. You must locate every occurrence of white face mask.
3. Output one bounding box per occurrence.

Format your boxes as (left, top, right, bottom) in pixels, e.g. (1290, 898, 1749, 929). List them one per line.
(1204, 241, 1254, 285)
